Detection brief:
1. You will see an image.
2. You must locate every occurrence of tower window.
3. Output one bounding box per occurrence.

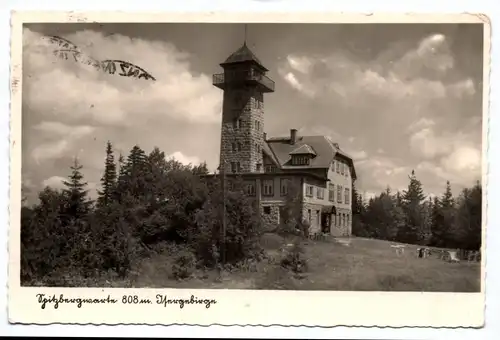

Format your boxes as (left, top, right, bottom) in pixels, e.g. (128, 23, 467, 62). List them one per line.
(237, 142, 242, 152)
(231, 143, 237, 152)
(233, 119, 241, 130)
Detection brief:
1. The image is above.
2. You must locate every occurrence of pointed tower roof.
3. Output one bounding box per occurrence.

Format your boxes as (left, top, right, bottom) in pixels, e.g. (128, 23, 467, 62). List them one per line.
(220, 43, 268, 71)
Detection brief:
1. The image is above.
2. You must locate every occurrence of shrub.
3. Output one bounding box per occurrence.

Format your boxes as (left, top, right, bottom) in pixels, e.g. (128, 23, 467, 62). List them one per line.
(280, 242, 308, 274)
(171, 249, 197, 280)
(191, 178, 263, 267)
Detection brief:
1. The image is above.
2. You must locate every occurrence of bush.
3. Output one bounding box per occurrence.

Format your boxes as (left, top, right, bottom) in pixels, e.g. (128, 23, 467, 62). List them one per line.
(171, 249, 197, 280)
(191, 178, 263, 267)
(280, 242, 308, 274)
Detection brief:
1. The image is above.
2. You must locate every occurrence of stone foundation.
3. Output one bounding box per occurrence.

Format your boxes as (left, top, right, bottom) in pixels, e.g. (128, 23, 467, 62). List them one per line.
(260, 204, 281, 232)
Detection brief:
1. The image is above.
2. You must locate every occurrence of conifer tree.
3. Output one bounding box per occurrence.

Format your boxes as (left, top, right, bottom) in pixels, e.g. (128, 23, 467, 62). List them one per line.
(441, 181, 454, 208)
(62, 158, 92, 221)
(97, 141, 117, 208)
(399, 170, 427, 244)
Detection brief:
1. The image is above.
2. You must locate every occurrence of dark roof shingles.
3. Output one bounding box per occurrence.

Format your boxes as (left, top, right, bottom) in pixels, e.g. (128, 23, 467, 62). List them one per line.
(222, 44, 266, 68)
(265, 135, 357, 179)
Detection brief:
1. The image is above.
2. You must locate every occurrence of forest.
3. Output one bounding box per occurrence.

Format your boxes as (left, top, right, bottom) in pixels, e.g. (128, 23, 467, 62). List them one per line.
(20, 141, 482, 286)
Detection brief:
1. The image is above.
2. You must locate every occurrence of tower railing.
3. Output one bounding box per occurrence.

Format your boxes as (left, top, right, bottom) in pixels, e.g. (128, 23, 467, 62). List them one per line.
(212, 72, 275, 92)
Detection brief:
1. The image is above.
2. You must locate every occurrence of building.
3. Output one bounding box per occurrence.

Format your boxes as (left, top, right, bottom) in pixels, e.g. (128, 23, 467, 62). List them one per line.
(210, 42, 357, 237)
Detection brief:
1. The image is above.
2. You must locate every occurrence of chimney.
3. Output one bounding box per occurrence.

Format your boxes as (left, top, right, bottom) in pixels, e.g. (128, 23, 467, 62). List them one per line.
(290, 129, 297, 145)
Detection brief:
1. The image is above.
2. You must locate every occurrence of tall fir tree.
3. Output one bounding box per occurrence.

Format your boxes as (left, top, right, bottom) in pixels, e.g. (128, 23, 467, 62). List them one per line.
(441, 181, 454, 208)
(62, 158, 92, 221)
(97, 141, 117, 208)
(399, 170, 427, 244)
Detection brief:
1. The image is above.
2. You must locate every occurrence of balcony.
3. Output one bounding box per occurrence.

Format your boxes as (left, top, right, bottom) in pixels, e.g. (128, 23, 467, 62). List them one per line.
(213, 72, 275, 93)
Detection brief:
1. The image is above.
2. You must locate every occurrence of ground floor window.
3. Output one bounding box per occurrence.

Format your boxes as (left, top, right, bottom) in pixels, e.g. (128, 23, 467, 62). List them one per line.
(263, 206, 271, 214)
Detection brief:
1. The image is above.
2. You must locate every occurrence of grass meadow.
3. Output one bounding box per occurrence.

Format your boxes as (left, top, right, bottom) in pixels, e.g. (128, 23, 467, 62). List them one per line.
(44, 236, 481, 292)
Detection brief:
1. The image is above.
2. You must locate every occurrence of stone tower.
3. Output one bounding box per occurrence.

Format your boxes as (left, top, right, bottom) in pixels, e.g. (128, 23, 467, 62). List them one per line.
(213, 42, 275, 174)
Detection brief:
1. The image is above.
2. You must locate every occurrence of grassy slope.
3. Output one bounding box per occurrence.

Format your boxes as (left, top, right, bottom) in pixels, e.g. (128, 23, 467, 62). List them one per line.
(126, 236, 480, 292)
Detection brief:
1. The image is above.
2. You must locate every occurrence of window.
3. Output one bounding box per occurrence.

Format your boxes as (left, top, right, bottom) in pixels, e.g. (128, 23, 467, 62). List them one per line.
(231, 143, 236, 152)
(316, 210, 320, 227)
(246, 181, 256, 196)
(344, 164, 349, 177)
(256, 163, 262, 171)
(237, 162, 241, 172)
(342, 214, 345, 227)
(331, 161, 335, 172)
(263, 206, 271, 214)
(231, 162, 237, 173)
(280, 178, 289, 196)
(307, 209, 312, 224)
(255, 120, 260, 131)
(347, 213, 350, 226)
(337, 185, 342, 203)
(262, 179, 274, 196)
(345, 188, 350, 205)
(265, 165, 277, 173)
(317, 187, 324, 199)
(233, 119, 241, 130)
(237, 142, 242, 152)
(306, 185, 314, 197)
(328, 183, 335, 202)
(341, 162, 345, 175)
(336, 161, 340, 173)
(291, 155, 310, 166)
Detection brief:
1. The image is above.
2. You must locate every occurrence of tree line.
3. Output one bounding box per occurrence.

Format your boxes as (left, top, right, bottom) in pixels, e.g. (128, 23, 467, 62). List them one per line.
(20, 140, 482, 285)
(351, 170, 482, 251)
(21, 141, 264, 285)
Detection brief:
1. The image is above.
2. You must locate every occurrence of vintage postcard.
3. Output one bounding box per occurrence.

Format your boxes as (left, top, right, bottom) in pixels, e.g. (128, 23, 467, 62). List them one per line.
(9, 11, 490, 327)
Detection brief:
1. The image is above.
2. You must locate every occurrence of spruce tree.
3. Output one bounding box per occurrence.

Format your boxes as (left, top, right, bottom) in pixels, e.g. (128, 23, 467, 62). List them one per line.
(97, 141, 117, 208)
(399, 170, 426, 244)
(441, 181, 454, 208)
(62, 158, 91, 221)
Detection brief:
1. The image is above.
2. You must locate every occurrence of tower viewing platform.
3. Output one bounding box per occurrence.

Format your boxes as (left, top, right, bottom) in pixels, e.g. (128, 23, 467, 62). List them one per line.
(212, 71, 275, 93)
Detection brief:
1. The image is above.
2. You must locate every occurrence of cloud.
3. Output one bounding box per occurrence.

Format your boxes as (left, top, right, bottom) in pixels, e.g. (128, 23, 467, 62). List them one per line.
(277, 32, 482, 196)
(286, 55, 312, 74)
(23, 29, 222, 127)
(167, 151, 201, 166)
(42, 175, 67, 190)
(33, 121, 95, 138)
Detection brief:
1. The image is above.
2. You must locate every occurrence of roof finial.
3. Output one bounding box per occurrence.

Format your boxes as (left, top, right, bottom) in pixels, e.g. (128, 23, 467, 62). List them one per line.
(244, 24, 248, 46)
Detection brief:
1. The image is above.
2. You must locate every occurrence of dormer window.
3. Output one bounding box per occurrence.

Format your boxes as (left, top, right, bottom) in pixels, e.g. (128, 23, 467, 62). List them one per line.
(289, 143, 316, 166)
(291, 155, 310, 166)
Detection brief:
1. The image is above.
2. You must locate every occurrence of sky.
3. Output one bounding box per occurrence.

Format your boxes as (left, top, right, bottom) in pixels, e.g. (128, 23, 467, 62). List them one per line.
(21, 23, 484, 203)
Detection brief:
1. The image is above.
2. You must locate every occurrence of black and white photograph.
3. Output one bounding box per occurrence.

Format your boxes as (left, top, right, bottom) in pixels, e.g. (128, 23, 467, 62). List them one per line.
(8, 11, 490, 327)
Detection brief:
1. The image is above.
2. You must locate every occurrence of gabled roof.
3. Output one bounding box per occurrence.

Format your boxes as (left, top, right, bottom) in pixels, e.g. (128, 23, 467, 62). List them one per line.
(264, 135, 357, 179)
(289, 144, 317, 156)
(221, 43, 268, 71)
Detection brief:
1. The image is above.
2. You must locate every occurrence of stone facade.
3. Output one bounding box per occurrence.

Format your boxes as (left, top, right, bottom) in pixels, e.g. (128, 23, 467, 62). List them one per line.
(260, 203, 281, 232)
(220, 88, 266, 173)
(302, 202, 323, 235)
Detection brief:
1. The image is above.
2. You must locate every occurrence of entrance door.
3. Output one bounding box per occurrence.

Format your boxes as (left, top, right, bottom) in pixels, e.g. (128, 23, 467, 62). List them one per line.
(321, 213, 330, 234)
